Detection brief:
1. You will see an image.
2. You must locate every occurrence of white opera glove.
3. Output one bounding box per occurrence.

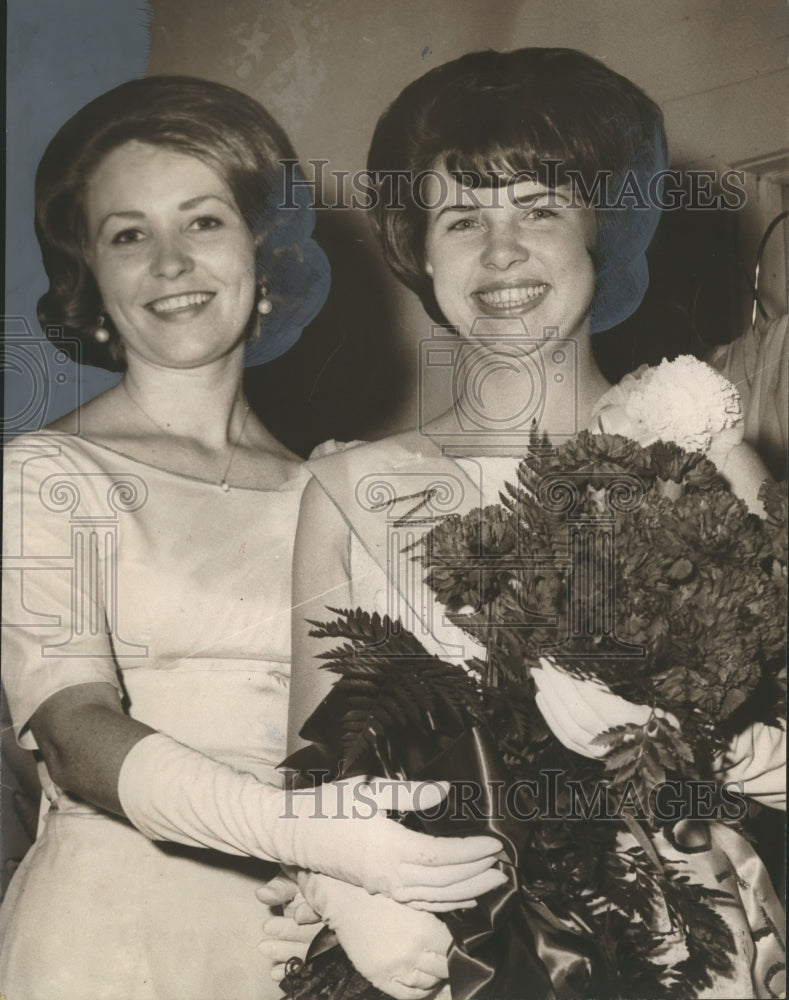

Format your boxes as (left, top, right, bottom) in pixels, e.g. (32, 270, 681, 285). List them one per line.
(289, 871, 452, 1000)
(532, 657, 679, 759)
(118, 733, 504, 909)
(714, 722, 786, 810)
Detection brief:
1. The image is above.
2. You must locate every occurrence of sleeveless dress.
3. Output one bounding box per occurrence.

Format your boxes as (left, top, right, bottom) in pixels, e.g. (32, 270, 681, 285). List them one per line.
(0, 430, 309, 1000)
(307, 431, 785, 1000)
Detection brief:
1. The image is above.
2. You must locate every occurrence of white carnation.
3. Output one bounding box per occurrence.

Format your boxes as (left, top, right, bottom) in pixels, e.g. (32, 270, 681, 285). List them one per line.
(616, 356, 742, 453)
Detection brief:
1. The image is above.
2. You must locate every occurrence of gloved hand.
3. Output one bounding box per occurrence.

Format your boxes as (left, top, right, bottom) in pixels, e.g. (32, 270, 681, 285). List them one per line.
(532, 657, 679, 759)
(271, 870, 453, 1000)
(119, 733, 505, 909)
(714, 721, 786, 809)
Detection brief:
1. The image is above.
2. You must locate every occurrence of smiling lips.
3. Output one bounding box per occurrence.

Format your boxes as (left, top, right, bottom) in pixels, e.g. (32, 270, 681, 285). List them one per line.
(475, 283, 548, 313)
(147, 291, 215, 316)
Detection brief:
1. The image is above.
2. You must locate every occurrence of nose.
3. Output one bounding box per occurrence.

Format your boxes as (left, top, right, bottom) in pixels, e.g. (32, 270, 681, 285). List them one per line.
(480, 223, 530, 271)
(149, 233, 194, 279)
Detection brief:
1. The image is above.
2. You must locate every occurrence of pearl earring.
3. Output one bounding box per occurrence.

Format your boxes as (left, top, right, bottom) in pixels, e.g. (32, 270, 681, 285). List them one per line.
(257, 282, 273, 316)
(94, 315, 110, 344)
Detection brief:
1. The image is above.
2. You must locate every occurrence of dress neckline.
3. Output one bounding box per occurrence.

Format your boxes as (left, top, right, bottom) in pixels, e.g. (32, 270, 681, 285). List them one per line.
(22, 429, 308, 495)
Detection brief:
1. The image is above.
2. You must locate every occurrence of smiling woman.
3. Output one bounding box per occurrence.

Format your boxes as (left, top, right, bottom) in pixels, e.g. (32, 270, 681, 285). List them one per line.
(368, 48, 667, 338)
(34, 76, 327, 374)
(422, 169, 596, 340)
(0, 76, 505, 1000)
(284, 48, 785, 1000)
(29, 76, 329, 486)
(83, 142, 259, 373)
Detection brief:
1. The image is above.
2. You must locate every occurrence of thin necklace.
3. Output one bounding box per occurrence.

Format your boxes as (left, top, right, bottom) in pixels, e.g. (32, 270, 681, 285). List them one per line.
(121, 378, 252, 492)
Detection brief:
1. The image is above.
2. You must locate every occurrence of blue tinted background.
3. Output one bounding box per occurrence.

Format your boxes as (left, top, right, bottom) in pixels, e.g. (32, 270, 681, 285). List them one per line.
(4, 1, 151, 436)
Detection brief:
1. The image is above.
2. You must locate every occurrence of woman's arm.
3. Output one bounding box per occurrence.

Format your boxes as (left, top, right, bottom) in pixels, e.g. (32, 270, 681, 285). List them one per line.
(296, 871, 451, 1000)
(716, 721, 786, 810)
(30, 682, 154, 814)
(533, 660, 786, 809)
(32, 680, 503, 906)
(288, 474, 354, 753)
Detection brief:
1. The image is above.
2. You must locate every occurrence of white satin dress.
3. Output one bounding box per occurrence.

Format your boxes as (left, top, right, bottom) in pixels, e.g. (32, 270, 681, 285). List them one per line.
(0, 430, 309, 1000)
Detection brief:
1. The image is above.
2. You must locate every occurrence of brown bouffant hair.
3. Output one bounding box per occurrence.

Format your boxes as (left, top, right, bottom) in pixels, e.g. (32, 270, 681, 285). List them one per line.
(367, 48, 667, 332)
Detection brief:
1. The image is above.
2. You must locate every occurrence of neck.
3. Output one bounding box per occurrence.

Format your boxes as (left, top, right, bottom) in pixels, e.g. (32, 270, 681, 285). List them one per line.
(121, 353, 248, 447)
(427, 323, 610, 450)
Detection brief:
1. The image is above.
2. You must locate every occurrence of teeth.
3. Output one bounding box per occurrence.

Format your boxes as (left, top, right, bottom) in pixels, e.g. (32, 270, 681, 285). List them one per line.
(149, 292, 213, 314)
(477, 284, 547, 307)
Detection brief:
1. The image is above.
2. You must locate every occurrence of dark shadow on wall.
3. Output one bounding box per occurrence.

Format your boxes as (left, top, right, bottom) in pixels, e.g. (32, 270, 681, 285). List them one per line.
(592, 203, 744, 381)
(245, 209, 409, 457)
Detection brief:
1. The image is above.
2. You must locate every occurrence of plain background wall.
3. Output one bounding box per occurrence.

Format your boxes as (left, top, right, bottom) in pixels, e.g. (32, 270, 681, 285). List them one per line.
(148, 0, 787, 175)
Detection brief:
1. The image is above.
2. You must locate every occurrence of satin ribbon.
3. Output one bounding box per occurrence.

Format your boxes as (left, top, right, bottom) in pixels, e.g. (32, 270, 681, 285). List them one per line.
(414, 727, 601, 1000)
(672, 821, 786, 999)
(283, 696, 609, 999)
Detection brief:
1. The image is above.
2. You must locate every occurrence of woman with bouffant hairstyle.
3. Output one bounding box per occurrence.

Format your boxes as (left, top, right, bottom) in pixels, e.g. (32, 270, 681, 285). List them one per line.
(0, 76, 502, 1000)
(284, 48, 784, 1000)
(367, 46, 667, 335)
(34, 74, 328, 371)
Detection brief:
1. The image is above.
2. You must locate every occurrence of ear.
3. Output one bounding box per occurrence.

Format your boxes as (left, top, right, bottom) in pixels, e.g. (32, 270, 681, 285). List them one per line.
(425, 261, 434, 277)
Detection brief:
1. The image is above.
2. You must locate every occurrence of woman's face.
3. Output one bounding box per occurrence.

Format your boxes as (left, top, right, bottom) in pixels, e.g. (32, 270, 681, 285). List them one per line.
(423, 165, 596, 340)
(83, 141, 257, 370)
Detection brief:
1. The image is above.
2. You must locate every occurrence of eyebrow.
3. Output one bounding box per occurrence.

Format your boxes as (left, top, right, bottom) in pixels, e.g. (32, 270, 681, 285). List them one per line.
(509, 189, 569, 209)
(96, 194, 231, 235)
(178, 193, 230, 211)
(509, 192, 548, 209)
(434, 188, 568, 220)
(434, 203, 486, 221)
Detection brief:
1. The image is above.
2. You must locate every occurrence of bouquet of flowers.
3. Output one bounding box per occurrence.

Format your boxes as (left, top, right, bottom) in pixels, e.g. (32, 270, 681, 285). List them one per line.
(282, 360, 786, 1000)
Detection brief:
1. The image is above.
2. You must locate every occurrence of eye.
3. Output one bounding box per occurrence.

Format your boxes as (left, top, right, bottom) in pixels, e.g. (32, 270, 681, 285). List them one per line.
(189, 215, 223, 231)
(524, 206, 557, 221)
(448, 216, 481, 232)
(111, 228, 145, 245)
